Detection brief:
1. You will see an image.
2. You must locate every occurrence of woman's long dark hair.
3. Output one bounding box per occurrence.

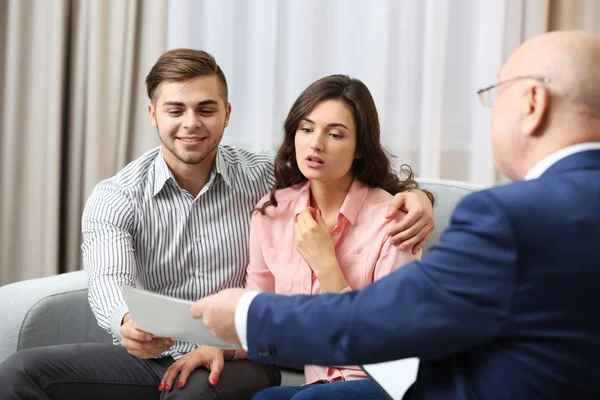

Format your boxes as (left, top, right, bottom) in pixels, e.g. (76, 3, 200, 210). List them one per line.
(256, 74, 433, 214)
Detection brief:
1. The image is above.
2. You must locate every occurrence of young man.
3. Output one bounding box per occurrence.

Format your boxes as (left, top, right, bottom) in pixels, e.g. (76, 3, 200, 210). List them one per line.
(194, 31, 600, 400)
(0, 49, 435, 399)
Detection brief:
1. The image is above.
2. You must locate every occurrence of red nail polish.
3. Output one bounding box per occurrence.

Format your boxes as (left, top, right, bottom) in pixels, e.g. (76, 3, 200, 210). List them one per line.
(165, 384, 170, 391)
(158, 384, 163, 390)
(210, 378, 216, 385)
(178, 381, 184, 389)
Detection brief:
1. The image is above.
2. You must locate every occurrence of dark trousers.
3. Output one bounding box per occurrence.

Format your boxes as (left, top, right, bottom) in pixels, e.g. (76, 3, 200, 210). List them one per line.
(0, 343, 281, 400)
(251, 380, 388, 400)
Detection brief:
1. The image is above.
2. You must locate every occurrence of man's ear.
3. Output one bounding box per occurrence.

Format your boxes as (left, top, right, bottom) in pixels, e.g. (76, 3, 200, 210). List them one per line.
(523, 84, 550, 137)
(148, 103, 157, 128)
(224, 102, 232, 128)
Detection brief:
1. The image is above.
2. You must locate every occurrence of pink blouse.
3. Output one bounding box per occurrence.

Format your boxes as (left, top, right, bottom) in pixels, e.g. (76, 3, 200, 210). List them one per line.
(245, 179, 419, 384)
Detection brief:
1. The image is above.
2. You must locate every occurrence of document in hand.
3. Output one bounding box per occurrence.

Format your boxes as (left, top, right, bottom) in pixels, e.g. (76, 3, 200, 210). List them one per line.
(122, 285, 240, 350)
(361, 358, 419, 400)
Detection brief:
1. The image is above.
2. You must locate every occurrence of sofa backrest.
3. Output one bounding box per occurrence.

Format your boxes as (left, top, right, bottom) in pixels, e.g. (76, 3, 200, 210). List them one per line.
(0, 179, 482, 363)
(417, 178, 482, 254)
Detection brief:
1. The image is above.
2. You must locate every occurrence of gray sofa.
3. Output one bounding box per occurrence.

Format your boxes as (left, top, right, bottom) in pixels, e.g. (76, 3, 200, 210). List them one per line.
(0, 179, 481, 386)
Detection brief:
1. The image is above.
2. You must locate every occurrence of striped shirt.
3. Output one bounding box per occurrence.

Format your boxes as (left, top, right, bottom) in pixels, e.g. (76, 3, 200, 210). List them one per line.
(82, 145, 275, 359)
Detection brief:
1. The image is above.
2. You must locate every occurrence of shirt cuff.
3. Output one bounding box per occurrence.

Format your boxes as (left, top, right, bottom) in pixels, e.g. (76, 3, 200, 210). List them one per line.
(339, 285, 352, 294)
(232, 348, 248, 360)
(235, 291, 260, 351)
(110, 303, 130, 342)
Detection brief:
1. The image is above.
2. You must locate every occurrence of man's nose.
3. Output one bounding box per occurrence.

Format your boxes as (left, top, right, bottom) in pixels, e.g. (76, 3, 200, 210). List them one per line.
(183, 111, 201, 130)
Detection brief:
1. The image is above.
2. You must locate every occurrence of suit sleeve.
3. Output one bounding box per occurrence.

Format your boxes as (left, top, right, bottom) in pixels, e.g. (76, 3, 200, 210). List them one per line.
(245, 191, 518, 366)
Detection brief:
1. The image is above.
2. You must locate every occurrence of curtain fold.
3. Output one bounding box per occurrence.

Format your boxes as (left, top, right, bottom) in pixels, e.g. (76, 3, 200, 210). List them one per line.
(1, 0, 69, 285)
(549, 0, 600, 33)
(0, 0, 166, 286)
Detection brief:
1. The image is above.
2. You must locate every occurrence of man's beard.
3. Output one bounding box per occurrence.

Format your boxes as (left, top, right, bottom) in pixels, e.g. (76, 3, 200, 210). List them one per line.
(165, 142, 215, 165)
(157, 128, 220, 166)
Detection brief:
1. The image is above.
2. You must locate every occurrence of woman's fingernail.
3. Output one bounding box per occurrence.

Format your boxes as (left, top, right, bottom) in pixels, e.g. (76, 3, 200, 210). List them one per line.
(158, 383, 163, 390)
(165, 384, 170, 391)
(178, 381, 184, 389)
(210, 378, 217, 386)
(399, 245, 406, 251)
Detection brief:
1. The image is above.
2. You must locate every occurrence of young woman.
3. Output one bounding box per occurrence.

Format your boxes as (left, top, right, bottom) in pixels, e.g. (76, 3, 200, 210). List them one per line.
(248, 74, 432, 400)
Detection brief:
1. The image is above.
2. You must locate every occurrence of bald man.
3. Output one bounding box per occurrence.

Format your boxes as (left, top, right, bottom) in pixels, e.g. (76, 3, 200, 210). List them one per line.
(192, 31, 600, 399)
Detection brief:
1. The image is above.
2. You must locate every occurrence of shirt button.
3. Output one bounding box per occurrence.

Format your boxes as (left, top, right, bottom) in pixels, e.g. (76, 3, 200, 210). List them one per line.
(195, 236, 202, 242)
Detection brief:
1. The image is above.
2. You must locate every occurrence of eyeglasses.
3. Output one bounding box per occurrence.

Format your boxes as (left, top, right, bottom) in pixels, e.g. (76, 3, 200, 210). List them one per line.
(477, 75, 551, 108)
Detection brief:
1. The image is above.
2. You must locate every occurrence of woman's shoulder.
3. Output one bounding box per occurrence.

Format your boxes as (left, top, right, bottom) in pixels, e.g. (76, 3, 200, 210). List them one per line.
(254, 183, 306, 217)
(364, 186, 394, 207)
(362, 186, 407, 224)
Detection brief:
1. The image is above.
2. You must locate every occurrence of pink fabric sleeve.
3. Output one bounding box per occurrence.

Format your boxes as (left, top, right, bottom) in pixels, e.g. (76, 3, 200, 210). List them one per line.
(339, 285, 352, 293)
(245, 212, 276, 292)
(373, 233, 421, 282)
(234, 212, 275, 360)
(232, 348, 248, 360)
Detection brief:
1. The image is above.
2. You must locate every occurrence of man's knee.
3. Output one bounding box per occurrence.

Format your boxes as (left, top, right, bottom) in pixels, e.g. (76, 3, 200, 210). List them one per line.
(0, 348, 44, 382)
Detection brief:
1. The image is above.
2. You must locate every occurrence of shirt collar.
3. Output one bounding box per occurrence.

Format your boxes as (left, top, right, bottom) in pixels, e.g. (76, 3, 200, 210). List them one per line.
(214, 146, 234, 189)
(152, 150, 175, 197)
(293, 179, 369, 226)
(153, 146, 233, 197)
(525, 142, 600, 181)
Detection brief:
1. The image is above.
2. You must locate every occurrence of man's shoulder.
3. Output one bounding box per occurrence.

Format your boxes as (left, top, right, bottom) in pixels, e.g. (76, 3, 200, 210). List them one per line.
(219, 145, 275, 168)
(92, 147, 160, 198)
(456, 178, 579, 229)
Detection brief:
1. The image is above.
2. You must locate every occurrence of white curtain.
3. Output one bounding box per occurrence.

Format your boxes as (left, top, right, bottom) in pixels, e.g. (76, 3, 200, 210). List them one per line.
(166, 0, 550, 187)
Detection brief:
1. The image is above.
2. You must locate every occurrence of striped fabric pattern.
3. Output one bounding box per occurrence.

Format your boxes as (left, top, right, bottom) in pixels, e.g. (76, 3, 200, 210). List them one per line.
(82, 145, 275, 359)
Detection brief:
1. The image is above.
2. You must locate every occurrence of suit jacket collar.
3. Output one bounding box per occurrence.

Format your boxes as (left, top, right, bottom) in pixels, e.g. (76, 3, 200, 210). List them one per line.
(541, 149, 600, 178)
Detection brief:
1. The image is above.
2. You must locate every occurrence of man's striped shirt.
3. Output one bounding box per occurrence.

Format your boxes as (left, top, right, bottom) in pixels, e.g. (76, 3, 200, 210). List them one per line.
(82, 145, 275, 359)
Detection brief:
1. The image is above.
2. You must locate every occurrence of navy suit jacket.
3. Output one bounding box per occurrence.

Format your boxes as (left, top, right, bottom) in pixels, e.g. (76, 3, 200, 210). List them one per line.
(246, 150, 600, 399)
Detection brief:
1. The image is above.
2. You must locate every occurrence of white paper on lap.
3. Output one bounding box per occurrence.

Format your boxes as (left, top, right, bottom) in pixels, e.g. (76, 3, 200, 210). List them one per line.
(361, 358, 419, 400)
(122, 285, 240, 350)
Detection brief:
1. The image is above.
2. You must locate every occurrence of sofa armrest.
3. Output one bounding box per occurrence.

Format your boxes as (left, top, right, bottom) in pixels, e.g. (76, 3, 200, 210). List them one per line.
(0, 270, 112, 363)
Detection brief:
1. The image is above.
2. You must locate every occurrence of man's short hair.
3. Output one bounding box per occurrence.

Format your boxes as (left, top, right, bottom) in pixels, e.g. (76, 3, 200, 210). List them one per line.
(145, 49, 228, 104)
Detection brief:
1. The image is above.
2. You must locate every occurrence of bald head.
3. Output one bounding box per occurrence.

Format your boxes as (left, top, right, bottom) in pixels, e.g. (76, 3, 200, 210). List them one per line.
(490, 31, 600, 181)
(503, 31, 600, 114)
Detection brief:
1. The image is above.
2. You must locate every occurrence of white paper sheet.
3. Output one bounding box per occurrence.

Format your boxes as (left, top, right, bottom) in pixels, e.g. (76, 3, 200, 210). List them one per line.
(122, 286, 240, 350)
(362, 358, 419, 400)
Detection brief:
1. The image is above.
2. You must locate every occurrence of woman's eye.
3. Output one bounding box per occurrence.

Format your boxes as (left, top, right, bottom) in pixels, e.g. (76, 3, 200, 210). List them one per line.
(329, 132, 342, 139)
(300, 127, 312, 133)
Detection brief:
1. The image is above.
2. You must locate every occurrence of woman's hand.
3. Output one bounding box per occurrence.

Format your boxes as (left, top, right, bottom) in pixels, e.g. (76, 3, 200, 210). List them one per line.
(294, 208, 348, 292)
(294, 208, 337, 274)
(159, 345, 234, 391)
